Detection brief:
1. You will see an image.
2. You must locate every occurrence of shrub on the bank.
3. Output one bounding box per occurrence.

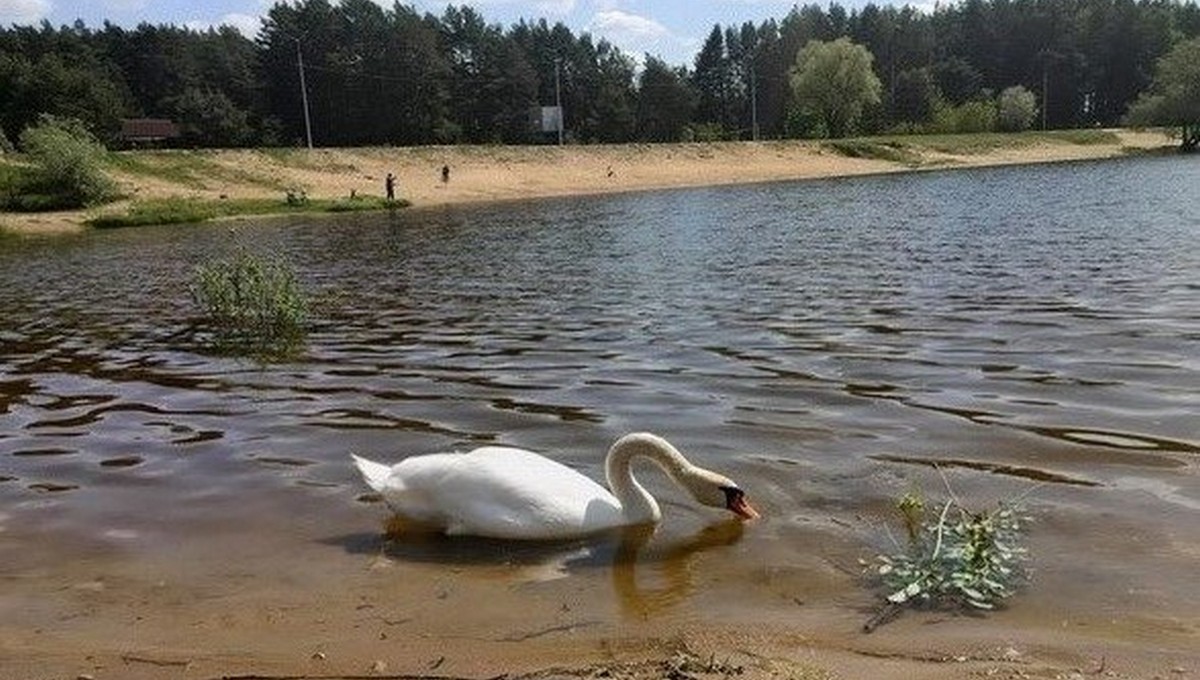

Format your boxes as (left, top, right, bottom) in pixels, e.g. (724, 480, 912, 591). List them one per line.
(930, 100, 997, 134)
(997, 86, 1038, 132)
(15, 115, 117, 209)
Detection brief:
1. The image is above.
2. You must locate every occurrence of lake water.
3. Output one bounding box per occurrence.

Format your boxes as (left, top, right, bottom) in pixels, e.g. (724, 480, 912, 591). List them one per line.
(1, 156, 1198, 670)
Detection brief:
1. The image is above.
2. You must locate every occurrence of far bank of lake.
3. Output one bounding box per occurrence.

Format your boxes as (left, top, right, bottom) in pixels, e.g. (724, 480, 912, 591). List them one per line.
(0, 128, 1176, 235)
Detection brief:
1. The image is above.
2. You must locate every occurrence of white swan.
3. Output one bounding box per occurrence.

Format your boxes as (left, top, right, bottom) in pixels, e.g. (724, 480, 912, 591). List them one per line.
(351, 432, 759, 540)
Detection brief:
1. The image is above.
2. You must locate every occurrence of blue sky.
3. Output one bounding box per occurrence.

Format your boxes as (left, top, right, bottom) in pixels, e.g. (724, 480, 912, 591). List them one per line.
(0, 0, 901, 66)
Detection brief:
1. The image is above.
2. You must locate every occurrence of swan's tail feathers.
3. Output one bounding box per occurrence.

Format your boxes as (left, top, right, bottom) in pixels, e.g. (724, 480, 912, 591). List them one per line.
(351, 454, 393, 493)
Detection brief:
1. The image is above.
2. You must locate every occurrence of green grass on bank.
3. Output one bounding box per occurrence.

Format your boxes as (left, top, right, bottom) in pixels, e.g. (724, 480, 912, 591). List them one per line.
(826, 128, 1123, 164)
(88, 194, 408, 229)
(899, 128, 1119, 153)
(103, 150, 290, 192)
(822, 139, 923, 165)
(0, 161, 79, 212)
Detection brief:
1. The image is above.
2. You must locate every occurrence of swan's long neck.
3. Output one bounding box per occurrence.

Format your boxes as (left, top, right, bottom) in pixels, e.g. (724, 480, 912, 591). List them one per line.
(605, 433, 696, 525)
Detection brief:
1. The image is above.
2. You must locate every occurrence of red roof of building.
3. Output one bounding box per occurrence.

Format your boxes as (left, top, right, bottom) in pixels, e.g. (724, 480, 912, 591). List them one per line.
(120, 118, 181, 140)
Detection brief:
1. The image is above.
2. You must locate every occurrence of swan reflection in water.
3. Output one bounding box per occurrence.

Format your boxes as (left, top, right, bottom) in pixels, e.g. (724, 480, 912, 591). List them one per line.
(609, 519, 745, 618)
(333, 515, 746, 618)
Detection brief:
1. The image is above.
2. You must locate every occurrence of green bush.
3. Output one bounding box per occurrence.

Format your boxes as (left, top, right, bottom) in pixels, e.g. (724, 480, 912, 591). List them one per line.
(191, 250, 308, 357)
(18, 115, 117, 208)
(0, 160, 74, 212)
(931, 100, 997, 134)
(685, 122, 728, 142)
(997, 86, 1038, 132)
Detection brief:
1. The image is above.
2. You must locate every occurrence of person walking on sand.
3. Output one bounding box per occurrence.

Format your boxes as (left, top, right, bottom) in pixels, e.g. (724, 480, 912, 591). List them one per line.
(441, 165, 450, 184)
(385, 172, 396, 201)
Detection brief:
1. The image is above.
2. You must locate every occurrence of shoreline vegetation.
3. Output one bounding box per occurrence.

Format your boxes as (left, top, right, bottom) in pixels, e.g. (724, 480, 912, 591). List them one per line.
(0, 128, 1175, 236)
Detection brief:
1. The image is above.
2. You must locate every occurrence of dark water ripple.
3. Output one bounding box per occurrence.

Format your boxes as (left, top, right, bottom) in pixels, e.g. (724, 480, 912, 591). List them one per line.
(0, 157, 1197, 587)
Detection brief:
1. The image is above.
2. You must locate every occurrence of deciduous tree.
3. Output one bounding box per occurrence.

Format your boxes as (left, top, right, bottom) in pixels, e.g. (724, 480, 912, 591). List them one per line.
(789, 37, 882, 138)
(1126, 37, 1200, 151)
(997, 85, 1037, 131)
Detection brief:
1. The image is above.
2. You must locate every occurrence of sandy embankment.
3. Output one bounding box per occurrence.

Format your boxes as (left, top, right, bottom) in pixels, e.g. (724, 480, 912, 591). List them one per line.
(0, 129, 1175, 235)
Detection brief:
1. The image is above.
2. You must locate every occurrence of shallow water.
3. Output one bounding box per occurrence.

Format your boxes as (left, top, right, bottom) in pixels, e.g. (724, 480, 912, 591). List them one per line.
(1, 156, 1198, 661)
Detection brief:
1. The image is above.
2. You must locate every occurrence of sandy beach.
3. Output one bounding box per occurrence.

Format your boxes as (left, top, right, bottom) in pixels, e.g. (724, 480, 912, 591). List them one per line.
(0, 129, 1176, 235)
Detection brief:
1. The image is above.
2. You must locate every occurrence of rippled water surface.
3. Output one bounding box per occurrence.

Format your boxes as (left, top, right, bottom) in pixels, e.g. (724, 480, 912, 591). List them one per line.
(2, 156, 1198, 646)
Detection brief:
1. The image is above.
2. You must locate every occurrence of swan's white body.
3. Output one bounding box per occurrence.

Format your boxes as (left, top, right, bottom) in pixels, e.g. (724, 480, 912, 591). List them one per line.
(352, 432, 757, 540)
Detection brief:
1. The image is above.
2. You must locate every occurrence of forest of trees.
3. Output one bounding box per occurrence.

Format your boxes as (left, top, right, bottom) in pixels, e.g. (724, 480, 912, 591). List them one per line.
(2, 0, 1199, 149)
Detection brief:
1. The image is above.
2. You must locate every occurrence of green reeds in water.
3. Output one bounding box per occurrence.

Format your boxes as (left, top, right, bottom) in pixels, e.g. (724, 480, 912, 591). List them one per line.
(864, 484, 1034, 632)
(191, 250, 308, 358)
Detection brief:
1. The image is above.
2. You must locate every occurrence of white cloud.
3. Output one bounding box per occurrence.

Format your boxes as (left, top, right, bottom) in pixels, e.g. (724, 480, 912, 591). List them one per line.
(534, 0, 575, 14)
(218, 12, 262, 37)
(587, 9, 692, 63)
(589, 9, 669, 40)
(186, 12, 262, 38)
(103, 0, 148, 10)
(0, 0, 51, 24)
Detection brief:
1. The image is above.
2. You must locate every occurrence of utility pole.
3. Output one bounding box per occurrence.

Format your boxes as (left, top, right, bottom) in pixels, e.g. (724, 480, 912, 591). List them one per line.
(1039, 50, 1059, 132)
(296, 37, 313, 149)
(1041, 61, 1048, 131)
(554, 58, 564, 145)
(750, 67, 759, 141)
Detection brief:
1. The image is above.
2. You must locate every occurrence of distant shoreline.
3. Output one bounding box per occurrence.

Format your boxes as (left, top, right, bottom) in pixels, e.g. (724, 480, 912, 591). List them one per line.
(0, 129, 1176, 236)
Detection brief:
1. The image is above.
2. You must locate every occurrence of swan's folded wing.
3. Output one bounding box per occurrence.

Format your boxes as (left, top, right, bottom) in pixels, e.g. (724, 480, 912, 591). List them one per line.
(403, 447, 623, 540)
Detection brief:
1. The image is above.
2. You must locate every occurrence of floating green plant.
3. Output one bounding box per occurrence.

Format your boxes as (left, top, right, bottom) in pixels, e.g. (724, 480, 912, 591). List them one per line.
(864, 480, 1034, 632)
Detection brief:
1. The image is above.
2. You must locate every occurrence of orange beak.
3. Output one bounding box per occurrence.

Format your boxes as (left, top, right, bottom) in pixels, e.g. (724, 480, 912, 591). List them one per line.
(728, 495, 760, 520)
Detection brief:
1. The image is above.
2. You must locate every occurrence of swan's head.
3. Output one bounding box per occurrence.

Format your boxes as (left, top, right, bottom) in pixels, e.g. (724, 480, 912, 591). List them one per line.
(682, 469, 761, 520)
(607, 432, 761, 522)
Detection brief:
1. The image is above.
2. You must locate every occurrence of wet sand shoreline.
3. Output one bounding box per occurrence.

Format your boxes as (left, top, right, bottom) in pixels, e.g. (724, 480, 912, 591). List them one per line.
(4, 506, 1197, 680)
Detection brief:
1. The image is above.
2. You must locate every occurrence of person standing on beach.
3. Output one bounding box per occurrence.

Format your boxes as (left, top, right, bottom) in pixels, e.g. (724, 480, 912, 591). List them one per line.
(441, 165, 450, 184)
(385, 172, 396, 201)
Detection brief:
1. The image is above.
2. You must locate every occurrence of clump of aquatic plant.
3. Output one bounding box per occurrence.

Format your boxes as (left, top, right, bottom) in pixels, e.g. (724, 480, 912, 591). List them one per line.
(864, 481, 1033, 631)
(191, 249, 308, 356)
